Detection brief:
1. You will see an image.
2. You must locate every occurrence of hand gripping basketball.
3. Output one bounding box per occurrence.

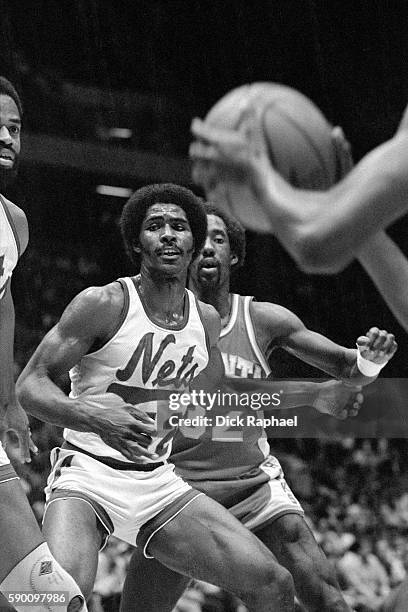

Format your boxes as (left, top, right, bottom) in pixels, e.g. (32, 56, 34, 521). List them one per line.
(191, 82, 340, 233)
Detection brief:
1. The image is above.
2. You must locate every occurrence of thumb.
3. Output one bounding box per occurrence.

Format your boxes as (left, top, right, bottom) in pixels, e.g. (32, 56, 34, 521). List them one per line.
(241, 107, 267, 156)
(5, 428, 30, 464)
(356, 337, 369, 351)
(332, 126, 354, 179)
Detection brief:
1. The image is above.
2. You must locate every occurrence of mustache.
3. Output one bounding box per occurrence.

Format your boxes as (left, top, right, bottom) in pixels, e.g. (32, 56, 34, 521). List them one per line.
(156, 245, 183, 255)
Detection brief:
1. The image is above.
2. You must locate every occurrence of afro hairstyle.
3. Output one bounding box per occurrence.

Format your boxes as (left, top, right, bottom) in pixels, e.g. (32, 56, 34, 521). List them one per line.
(120, 183, 207, 267)
(0, 76, 23, 118)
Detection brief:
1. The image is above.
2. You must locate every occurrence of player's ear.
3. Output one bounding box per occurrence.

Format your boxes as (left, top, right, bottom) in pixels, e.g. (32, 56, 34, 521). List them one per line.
(230, 253, 238, 266)
(133, 243, 141, 254)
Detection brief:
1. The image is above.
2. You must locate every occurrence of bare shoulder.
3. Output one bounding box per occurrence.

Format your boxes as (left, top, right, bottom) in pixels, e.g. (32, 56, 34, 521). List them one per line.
(250, 300, 304, 341)
(197, 299, 221, 346)
(1, 197, 29, 255)
(60, 281, 125, 340)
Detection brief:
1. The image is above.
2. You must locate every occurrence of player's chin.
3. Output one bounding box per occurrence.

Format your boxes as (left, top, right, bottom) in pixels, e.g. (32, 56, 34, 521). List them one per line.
(158, 258, 185, 272)
(198, 268, 219, 285)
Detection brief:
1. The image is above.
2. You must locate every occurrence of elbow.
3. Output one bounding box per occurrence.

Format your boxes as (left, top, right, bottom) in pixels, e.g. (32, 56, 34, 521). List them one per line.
(15, 376, 26, 407)
(16, 373, 32, 412)
(293, 227, 352, 275)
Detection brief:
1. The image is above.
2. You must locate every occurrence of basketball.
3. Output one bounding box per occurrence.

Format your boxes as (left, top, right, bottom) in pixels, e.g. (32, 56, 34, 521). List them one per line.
(201, 82, 339, 233)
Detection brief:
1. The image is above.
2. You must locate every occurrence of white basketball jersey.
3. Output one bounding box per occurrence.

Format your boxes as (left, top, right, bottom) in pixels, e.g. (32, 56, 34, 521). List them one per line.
(65, 277, 210, 463)
(0, 195, 20, 300)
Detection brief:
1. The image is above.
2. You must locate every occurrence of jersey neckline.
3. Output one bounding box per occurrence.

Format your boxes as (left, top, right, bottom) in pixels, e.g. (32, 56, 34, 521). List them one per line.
(132, 275, 191, 331)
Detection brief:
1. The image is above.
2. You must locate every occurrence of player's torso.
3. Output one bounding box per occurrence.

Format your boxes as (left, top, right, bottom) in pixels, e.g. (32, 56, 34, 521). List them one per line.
(64, 276, 210, 463)
(0, 194, 20, 299)
(172, 294, 273, 491)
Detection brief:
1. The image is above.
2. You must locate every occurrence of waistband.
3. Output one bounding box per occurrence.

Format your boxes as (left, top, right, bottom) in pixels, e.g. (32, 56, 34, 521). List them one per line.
(62, 441, 166, 471)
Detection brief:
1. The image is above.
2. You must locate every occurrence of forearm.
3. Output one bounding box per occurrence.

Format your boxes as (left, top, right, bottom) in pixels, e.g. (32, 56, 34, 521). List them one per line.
(251, 165, 361, 273)
(225, 378, 322, 410)
(358, 231, 408, 332)
(275, 380, 323, 410)
(0, 349, 16, 421)
(0, 293, 17, 420)
(251, 163, 326, 265)
(253, 135, 408, 273)
(16, 372, 90, 431)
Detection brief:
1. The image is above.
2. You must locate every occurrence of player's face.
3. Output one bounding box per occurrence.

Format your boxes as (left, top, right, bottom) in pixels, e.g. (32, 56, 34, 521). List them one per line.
(190, 214, 237, 288)
(0, 95, 21, 189)
(139, 203, 194, 275)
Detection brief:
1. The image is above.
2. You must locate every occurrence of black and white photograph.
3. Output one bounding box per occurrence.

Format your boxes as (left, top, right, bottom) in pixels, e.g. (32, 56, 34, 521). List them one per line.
(1, 2, 408, 610)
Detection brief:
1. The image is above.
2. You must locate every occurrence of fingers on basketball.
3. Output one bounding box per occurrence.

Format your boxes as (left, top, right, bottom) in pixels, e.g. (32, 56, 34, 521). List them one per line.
(194, 82, 341, 233)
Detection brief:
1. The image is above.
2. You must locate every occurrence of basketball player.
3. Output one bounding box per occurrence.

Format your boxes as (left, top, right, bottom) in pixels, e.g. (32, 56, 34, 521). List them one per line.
(189, 111, 408, 274)
(0, 77, 88, 611)
(190, 114, 408, 612)
(17, 183, 300, 611)
(121, 203, 395, 612)
(329, 125, 408, 612)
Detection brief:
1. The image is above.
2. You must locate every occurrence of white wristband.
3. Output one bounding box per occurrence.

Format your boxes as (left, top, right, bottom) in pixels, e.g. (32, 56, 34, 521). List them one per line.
(356, 349, 385, 377)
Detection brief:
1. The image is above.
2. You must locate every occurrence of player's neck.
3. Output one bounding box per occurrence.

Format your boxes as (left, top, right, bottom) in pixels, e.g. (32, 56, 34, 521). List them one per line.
(136, 270, 187, 326)
(218, 291, 233, 328)
(194, 282, 231, 323)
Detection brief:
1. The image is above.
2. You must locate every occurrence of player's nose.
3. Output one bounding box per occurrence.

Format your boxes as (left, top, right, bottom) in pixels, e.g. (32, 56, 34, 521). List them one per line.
(160, 223, 177, 241)
(202, 236, 215, 254)
(0, 125, 13, 145)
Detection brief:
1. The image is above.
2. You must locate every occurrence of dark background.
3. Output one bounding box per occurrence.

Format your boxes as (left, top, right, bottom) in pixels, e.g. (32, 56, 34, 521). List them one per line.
(1, 0, 408, 376)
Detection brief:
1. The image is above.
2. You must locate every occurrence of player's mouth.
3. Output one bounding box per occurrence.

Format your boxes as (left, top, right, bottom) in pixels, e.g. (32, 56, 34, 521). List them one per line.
(0, 150, 14, 168)
(157, 246, 182, 260)
(199, 258, 219, 274)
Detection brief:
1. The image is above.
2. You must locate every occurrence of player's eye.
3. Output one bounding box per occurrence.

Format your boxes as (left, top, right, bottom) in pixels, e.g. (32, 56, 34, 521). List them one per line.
(8, 125, 20, 135)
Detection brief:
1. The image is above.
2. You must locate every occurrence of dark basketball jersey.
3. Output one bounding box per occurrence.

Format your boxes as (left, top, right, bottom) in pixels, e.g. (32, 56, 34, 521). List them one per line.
(171, 294, 277, 504)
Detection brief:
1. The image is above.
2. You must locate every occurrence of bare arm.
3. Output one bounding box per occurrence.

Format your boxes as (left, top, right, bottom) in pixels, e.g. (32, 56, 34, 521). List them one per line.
(6, 199, 29, 256)
(191, 118, 408, 274)
(358, 231, 408, 332)
(0, 283, 33, 462)
(251, 135, 408, 273)
(0, 285, 16, 422)
(254, 302, 396, 386)
(17, 284, 156, 460)
(227, 377, 362, 419)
